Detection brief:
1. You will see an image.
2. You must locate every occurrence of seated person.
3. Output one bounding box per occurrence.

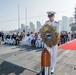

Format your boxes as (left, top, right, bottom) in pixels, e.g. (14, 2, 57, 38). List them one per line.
(19, 32, 25, 41)
(35, 32, 44, 47)
(27, 32, 34, 46)
(15, 32, 20, 45)
(31, 33, 38, 46)
(11, 33, 16, 44)
(27, 32, 30, 36)
(5, 34, 10, 44)
(19, 32, 25, 45)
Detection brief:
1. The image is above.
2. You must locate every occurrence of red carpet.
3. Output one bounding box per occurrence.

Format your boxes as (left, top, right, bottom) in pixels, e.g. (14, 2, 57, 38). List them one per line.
(59, 39, 76, 50)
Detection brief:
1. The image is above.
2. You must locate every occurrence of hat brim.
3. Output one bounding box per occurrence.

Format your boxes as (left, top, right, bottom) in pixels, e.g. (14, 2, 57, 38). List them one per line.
(48, 14, 55, 17)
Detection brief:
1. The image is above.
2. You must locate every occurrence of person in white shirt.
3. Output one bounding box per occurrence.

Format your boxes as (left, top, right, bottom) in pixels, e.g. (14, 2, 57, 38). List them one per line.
(35, 32, 44, 47)
(40, 11, 60, 75)
(27, 32, 34, 46)
(68, 32, 71, 41)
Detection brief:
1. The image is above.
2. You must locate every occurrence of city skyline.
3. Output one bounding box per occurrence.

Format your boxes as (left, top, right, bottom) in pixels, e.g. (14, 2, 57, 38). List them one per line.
(0, 0, 76, 31)
(9, 16, 73, 34)
(0, 15, 74, 32)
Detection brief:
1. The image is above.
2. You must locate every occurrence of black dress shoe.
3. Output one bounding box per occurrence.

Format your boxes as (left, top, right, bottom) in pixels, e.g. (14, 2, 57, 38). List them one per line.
(51, 72, 54, 75)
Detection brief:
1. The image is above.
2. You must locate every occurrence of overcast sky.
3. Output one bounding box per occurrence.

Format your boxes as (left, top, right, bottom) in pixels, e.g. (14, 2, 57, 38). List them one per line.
(0, 0, 76, 31)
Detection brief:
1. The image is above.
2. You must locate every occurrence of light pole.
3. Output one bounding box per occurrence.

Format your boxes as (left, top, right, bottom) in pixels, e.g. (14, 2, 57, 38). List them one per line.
(25, 7, 27, 34)
(18, 4, 20, 32)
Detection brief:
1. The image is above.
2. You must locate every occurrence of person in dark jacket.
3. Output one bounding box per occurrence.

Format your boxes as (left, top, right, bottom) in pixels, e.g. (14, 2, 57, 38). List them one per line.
(5, 34, 10, 44)
(27, 32, 30, 36)
(0, 32, 2, 45)
(11, 33, 16, 44)
(15, 32, 20, 45)
(2, 32, 4, 42)
(6, 34, 10, 39)
(11, 33, 16, 40)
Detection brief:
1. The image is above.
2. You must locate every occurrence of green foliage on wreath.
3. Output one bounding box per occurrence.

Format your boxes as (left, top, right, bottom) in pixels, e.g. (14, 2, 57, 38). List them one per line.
(40, 24, 60, 48)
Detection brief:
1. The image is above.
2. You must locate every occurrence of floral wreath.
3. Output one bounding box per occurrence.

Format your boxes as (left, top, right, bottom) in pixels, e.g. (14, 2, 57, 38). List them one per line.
(40, 24, 60, 48)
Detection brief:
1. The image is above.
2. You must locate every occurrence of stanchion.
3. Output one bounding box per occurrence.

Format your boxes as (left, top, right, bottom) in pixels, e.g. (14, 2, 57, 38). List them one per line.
(37, 48, 51, 75)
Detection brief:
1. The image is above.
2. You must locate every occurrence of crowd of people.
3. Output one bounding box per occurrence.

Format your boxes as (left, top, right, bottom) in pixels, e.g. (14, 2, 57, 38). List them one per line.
(0, 31, 76, 47)
(59, 31, 76, 45)
(4, 32, 25, 45)
(25, 32, 44, 47)
(0, 32, 44, 48)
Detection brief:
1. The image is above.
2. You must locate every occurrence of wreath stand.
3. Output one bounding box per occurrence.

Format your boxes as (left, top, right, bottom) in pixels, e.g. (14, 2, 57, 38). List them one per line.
(38, 48, 51, 75)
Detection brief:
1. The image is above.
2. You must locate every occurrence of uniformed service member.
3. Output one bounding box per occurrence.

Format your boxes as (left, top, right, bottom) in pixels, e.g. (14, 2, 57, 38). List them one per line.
(41, 11, 60, 75)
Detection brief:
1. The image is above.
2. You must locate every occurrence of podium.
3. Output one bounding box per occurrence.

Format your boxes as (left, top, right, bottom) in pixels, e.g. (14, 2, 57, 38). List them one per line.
(38, 48, 51, 75)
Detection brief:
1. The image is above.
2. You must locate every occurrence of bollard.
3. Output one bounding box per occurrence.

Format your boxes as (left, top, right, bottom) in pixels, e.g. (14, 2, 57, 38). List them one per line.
(38, 48, 51, 75)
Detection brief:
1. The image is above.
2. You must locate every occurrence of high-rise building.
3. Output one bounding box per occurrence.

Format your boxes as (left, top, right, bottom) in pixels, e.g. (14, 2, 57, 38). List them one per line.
(70, 5, 76, 31)
(62, 16, 69, 31)
(36, 21, 42, 32)
(21, 24, 29, 33)
(29, 22, 35, 32)
(68, 17, 73, 32)
(25, 25, 29, 33)
(21, 24, 25, 32)
(59, 20, 62, 32)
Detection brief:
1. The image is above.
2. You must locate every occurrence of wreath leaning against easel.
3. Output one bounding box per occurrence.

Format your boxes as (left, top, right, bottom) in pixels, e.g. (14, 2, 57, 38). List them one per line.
(40, 24, 60, 48)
